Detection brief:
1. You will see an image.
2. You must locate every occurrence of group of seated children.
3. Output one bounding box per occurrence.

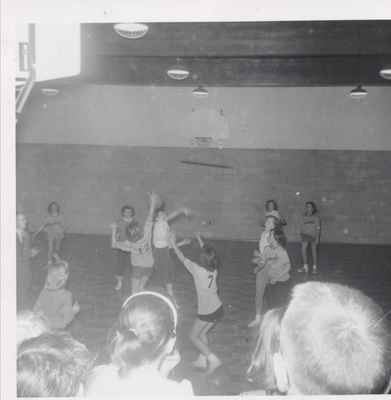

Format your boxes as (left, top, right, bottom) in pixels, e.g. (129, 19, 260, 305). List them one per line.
(17, 280, 391, 397)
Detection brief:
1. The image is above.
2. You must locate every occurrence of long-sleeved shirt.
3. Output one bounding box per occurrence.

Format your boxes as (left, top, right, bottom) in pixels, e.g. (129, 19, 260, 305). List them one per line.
(263, 246, 291, 283)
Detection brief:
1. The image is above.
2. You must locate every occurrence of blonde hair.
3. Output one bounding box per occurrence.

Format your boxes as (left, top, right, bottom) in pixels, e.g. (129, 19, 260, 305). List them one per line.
(17, 311, 50, 347)
(281, 282, 391, 394)
(44, 260, 69, 290)
(249, 308, 284, 391)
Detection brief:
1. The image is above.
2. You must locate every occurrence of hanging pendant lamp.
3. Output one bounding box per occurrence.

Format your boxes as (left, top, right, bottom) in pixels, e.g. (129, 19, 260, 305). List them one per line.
(379, 66, 391, 80)
(114, 23, 149, 39)
(192, 85, 208, 98)
(349, 84, 368, 99)
(349, 25, 368, 100)
(167, 58, 190, 80)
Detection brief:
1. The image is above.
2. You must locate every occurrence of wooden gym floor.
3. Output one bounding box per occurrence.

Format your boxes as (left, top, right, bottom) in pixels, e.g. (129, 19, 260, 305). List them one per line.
(28, 234, 391, 395)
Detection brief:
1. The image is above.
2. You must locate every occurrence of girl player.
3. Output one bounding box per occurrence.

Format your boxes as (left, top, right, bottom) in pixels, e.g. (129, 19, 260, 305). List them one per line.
(256, 227, 291, 310)
(170, 232, 223, 375)
(110, 205, 135, 291)
(298, 201, 321, 274)
(248, 215, 280, 328)
(35, 202, 65, 264)
(152, 202, 190, 302)
(265, 200, 286, 226)
(111, 193, 159, 295)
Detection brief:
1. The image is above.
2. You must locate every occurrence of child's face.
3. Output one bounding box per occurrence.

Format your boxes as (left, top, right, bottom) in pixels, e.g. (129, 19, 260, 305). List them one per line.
(305, 203, 314, 215)
(264, 217, 275, 231)
(157, 211, 167, 221)
(266, 202, 275, 212)
(16, 214, 27, 231)
(122, 209, 134, 222)
(49, 204, 60, 215)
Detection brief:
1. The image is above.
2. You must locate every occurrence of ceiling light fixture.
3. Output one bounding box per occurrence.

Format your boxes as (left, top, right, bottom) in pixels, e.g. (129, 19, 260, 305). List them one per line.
(349, 84, 368, 99)
(113, 23, 149, 39)
(167, 58, 189, 80)
(379, 66, 391, 80)
(192, 85, 208, 98)
(349, 25, 367, 100)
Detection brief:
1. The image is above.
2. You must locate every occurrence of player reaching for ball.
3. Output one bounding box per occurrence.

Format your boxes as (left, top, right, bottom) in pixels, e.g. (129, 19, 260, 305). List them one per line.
(111, 192, 159, 295)
(170, 232, 223, 375)
(152, 199, 191, 304)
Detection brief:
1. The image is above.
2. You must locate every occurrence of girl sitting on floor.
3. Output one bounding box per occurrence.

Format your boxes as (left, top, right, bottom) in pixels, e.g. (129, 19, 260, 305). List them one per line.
(34, 258, 80, 330)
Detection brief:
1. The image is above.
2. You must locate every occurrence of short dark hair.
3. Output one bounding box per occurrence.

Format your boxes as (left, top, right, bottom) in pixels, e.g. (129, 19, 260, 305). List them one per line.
(200, 244, 220, 272)
(48, 201, 60, 214)
(121, 205, 135, 216)
(265, 199, 278, 211)
(126, 220, 142, 242)
(305, 201, 317, 215)
(17, 332, 93, 397)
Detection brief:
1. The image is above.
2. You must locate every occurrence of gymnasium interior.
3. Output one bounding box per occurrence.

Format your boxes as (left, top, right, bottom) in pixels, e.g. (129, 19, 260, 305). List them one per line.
(14, 20, 391, 395)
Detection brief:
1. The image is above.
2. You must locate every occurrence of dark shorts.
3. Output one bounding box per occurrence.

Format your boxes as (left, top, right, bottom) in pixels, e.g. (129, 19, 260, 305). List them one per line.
(301, 233, 316, 243)
(152, 247, 174, 286)
(115, 249, 130, 276)
(265, 279, 292, 310)
(198, 305, 224, 323)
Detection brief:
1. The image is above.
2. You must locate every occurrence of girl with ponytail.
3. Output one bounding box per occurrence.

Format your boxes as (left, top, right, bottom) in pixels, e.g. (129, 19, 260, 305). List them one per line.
(85, 291, 193, 396)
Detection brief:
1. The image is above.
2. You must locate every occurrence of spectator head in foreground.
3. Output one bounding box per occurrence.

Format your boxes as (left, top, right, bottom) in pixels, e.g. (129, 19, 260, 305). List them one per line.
(250, 281, 391, 395)
(17, 331, 93, 397)
(109, 290, 179, 376)
(16, 311, 50, 347)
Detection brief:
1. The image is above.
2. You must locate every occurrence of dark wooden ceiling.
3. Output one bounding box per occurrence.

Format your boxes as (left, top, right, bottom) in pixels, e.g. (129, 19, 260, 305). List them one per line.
(79, 21, 391, 87)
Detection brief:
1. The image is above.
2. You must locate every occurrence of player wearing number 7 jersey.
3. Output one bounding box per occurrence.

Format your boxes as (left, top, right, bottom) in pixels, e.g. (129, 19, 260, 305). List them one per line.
(170, 232, 223, 375)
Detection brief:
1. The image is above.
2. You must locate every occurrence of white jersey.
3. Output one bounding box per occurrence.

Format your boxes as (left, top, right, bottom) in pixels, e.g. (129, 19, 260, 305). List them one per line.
(259, 230, 271, 255)
(153, 219, 170, 248)
(265, 210, 281, 220)
(183, 258, 222, 315)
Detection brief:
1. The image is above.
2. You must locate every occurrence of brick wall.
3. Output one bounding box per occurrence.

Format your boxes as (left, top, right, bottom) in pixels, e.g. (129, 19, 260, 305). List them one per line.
(16, 143, 391, 243)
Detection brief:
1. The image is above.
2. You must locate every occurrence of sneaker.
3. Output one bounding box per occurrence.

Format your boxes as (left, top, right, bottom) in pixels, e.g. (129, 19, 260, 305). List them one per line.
(297, 264, 309, 273)
(191, 354, 208, 369)
(206, 353, 222, 375)
(312, 265, 318, 274)
(248, 316, 261, 328)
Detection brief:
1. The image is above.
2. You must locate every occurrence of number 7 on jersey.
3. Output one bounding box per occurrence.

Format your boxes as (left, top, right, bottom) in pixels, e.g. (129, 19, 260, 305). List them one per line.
(208, 274, 214, 288)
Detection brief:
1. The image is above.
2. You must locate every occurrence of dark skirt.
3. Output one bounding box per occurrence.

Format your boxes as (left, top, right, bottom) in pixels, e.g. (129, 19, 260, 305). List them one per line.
(151, 247, 174, 287)
(114, 248, 130, 276)
(264, 279, 292, 311)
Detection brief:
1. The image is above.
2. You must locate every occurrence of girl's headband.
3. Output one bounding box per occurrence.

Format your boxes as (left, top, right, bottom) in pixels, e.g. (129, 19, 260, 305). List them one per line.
(121, 291, 178, 329)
